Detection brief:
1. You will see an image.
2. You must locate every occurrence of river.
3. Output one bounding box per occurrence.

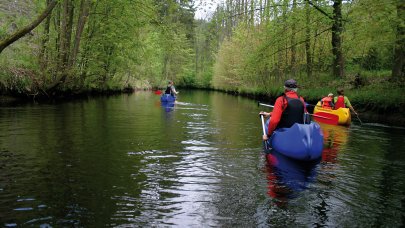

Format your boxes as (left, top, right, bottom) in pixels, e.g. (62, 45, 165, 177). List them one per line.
(0, 90, 404, 227)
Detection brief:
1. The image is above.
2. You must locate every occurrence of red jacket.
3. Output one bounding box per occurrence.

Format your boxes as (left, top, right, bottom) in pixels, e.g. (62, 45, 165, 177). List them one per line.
(268, 91, 307, 136)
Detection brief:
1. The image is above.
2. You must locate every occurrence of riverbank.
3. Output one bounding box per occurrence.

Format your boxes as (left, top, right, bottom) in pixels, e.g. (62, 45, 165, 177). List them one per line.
(201, 75, 405, 126)
(1, 79, 404, 126)
(209, 90, 404, 127)
(0, 88, 134, 105)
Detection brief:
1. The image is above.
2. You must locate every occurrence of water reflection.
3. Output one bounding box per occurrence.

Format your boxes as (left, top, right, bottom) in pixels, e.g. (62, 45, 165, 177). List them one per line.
(160, 101, 175, 112)
(264, 123, 349, 207)
(319, 123, 349, 163)
(1, 91, 404, 227)
(264, 151, 320, 207)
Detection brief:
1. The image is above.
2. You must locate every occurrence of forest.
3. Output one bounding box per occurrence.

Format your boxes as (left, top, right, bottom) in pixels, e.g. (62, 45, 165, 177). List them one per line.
(0, 0, 404, 112)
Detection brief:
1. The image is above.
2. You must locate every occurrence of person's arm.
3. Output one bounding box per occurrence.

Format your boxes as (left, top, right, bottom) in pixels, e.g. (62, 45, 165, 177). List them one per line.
(345, 96, 357, 115)
(349, 105, 357, 115)
(263, 97, 284, 140)
(171, 86, 178, 95)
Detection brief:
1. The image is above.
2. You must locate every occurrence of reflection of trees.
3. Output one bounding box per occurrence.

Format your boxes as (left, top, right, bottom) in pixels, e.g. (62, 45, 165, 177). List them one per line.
(310, 123, 349, 226)
(372, 127, 405, 227)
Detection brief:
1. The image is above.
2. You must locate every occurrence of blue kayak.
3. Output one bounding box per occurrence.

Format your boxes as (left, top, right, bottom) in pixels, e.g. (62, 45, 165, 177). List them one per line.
(160, 94, 176, 103)
(265, 121, 324, 161)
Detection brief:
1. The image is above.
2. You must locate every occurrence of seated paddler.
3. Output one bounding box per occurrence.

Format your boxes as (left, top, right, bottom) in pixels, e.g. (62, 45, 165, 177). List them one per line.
(259, 79, 309, 141)
(165, 80, 179, 96)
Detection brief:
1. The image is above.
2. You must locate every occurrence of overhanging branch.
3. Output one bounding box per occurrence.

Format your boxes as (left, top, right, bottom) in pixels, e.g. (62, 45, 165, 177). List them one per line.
(0, 0, 57, 54)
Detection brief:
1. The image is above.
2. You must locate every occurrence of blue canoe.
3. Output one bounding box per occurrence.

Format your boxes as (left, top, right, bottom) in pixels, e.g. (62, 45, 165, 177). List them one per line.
(265, 121, 324, 161)
(160, 94, 176, 103)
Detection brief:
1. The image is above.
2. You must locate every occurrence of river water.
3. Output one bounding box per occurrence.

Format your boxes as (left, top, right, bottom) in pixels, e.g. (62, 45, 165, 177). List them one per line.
(0, 90, 404, 227)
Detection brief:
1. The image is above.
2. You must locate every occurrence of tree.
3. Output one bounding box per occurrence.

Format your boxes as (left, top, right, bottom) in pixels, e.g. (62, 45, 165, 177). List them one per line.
(0, 0, 57, 54)
(331, 0, 344, 78)
(391, 0, 404, 81)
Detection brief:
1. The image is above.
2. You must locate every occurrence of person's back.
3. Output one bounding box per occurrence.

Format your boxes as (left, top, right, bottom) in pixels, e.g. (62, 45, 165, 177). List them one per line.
(334, 95, 346, 109)
(165, 80, 178, 96)
(165, 85, 173, 95)
(334, 88, 357, 115)
(277, 93, 306, 129)
(259, 79, 307, 141)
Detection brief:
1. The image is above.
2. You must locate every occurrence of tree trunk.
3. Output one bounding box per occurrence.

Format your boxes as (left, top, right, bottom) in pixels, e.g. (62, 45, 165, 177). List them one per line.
(69, 0, 91, 67)
(331, 0, 344, 78)
(39, 0, 53, 71)
(0, 0, 57, 54)
(290, 0, 297, 75)
(59, 0, 69, 75)
(305, 1, 312, 78)
(265, 0, 270, 22)
(244, 0, 248, 25)
(226, 0, 231, 37)
(259, 0, 263, 24)
(250, 0, 254, 27)
(391, 0, 405, 81)
(47, 0, 74, 92)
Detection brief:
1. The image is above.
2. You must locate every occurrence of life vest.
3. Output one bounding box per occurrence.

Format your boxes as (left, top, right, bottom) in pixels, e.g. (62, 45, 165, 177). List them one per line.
(277, 95, 305, 129)
(165, 86, 174, 95)
(334, 95, 345, 109)
(321, 97, 333, 109)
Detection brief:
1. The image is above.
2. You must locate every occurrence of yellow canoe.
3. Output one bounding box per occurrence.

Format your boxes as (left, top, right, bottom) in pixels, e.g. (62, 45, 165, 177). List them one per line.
(313, 101, 351, 125)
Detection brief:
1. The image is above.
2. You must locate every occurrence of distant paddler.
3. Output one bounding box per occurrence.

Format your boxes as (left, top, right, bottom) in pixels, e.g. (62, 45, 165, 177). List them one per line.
(165, 80, 179, 96)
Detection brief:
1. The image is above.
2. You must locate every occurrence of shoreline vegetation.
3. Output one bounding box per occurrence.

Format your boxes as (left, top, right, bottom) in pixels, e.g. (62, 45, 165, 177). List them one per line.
(1, 1, 403, 125)
(1, 74, 404, 126)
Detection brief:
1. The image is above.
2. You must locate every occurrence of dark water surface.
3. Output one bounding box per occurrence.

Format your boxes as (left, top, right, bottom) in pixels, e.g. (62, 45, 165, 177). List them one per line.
(1, 90, 404, 227)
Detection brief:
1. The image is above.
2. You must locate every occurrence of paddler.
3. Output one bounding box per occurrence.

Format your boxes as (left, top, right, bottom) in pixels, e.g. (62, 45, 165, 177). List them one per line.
(259, 79, 309, 141)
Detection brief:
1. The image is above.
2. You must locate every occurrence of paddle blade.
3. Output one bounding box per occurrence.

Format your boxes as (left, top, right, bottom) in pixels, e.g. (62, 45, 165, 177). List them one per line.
(312, 112, 339, 125)
(154, 90, 162, 95)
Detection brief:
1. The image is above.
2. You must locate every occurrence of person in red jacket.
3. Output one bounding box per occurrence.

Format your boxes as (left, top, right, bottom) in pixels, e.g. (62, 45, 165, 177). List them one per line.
(259, 79, 308, 141)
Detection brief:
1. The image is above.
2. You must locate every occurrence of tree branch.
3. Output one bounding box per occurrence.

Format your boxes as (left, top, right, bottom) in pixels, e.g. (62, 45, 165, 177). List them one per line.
(305, 0, 334, 20)
(0, 0, 57, 54)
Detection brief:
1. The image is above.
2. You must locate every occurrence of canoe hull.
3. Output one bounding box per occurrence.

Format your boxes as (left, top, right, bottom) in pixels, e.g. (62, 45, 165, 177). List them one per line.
(160, 94, 176, 103)
(267, 122, 324, 161)
(314, 101, 351, 125)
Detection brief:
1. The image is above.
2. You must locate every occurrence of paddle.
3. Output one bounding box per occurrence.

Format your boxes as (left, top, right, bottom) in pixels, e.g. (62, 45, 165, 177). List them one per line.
(258, 102, 339, 125)
(353, 112, 363, 125)
(260, 114, 271, 151)
(258, 102, 274, 108)
(154, 90, 162, 95)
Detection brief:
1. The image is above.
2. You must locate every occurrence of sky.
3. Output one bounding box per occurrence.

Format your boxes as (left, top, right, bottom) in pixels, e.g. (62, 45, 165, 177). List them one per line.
(194, 0, 223, 20)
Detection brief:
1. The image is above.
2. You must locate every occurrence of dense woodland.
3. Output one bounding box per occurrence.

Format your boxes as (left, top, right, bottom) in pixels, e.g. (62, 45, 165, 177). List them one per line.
(0, 0, 404, 111)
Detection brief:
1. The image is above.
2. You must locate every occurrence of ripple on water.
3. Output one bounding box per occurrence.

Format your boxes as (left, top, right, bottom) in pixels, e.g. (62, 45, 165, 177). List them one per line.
(127, 150, 163, 156)
(13, 207, 34, 211)
(181, 139, 210, 146)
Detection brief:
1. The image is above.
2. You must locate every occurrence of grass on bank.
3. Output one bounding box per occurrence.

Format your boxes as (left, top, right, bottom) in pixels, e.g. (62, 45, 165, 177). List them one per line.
(220, 71, 404, 113)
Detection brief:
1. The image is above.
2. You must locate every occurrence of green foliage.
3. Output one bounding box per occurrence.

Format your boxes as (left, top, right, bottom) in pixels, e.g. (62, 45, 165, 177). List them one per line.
(1, 0, 402, 115)
(206, 0, 401, 106)
(0, 0, 197, 94)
